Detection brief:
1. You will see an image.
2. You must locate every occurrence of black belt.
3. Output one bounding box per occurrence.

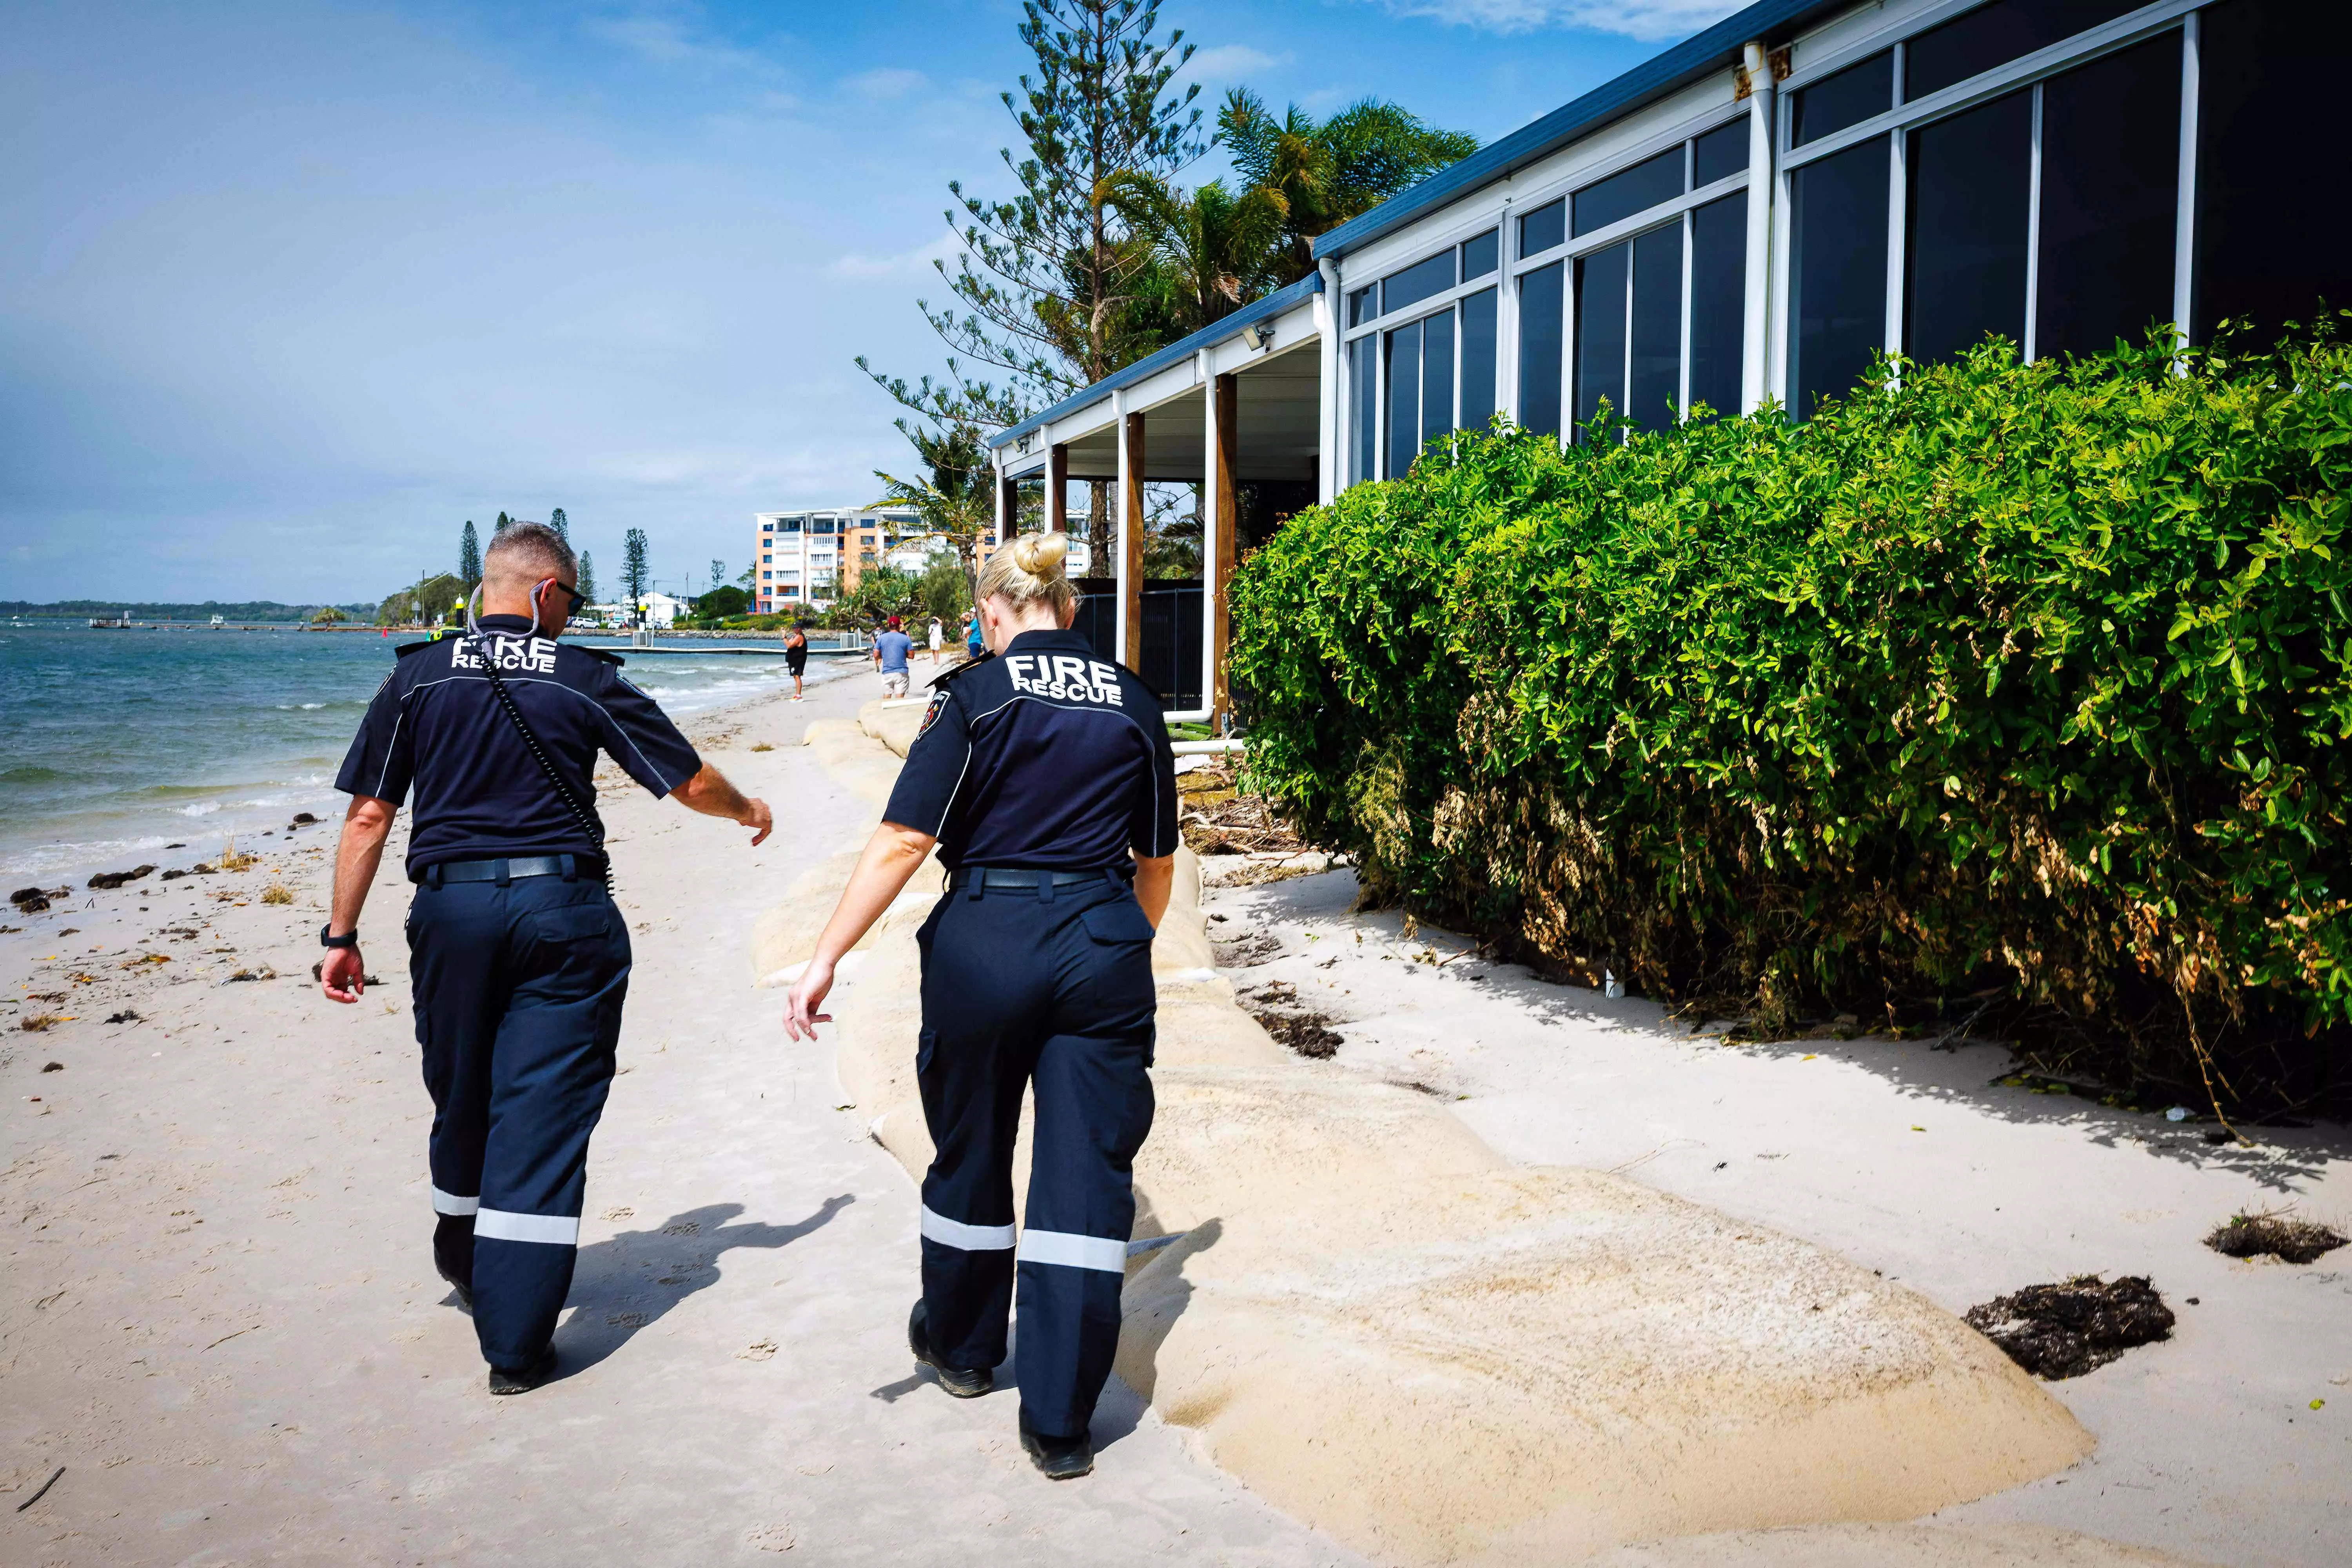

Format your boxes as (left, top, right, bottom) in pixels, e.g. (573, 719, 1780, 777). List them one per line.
(946, 866, 1129, 892)
(415, 854, 601, 887)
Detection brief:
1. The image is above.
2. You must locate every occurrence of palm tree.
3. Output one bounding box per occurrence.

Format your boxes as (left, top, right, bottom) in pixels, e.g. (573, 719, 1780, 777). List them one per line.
(871, 419, 997, 597)
(1219, 89, 1480, 284)
(1097, 172, 1289, 333)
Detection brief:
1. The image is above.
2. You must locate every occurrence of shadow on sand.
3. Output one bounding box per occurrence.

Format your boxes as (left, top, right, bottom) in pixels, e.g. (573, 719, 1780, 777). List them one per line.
(546, 1195, 854, 1376)
(1222, 866, 2352, 1191)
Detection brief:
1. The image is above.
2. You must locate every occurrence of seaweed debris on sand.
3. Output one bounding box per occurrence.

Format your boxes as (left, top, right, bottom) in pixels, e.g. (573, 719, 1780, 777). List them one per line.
(1964, 1276, 2174, 1379)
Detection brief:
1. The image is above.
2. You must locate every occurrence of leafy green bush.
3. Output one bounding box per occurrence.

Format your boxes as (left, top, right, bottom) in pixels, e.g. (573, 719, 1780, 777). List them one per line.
(1232, 331, 2352, 1114)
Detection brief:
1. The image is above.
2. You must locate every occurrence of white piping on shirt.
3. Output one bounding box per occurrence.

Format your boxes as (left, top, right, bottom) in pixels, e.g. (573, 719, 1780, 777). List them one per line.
(388, 671, 682, 794)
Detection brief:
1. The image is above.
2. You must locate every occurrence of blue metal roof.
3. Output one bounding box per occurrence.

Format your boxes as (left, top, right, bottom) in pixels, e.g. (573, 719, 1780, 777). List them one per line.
(1312, 0, 1847, 263)
(986, 271, 1324, 455)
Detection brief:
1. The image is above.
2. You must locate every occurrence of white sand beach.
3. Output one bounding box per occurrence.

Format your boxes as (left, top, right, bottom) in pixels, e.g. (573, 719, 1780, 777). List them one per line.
(2, 666, 2345, 1565)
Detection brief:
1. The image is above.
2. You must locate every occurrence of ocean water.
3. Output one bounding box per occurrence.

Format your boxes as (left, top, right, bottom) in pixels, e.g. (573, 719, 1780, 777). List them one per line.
(0, 622, 838, 878)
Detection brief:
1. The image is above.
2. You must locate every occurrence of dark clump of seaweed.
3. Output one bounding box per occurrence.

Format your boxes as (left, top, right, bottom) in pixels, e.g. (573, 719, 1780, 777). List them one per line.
(2204, 1209, 2347, 1266)
(1964, 1275, 2174, 1380)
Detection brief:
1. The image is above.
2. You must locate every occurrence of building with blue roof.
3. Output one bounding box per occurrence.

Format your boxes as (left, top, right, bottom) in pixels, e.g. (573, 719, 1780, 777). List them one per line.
(989, 0, 2345, 729)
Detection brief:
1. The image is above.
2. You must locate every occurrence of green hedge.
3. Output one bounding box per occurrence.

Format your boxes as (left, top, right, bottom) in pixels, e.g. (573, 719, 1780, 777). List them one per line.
(1232, 332, 2352, 1114)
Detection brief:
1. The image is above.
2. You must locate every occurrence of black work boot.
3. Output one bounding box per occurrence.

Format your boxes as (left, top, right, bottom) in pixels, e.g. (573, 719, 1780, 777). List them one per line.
(1018, 1408, 1094, 1480)
(437, 1264, 474, 1314)
(486, 1347, 557, 1396)
(907, 1300, 993, 1398)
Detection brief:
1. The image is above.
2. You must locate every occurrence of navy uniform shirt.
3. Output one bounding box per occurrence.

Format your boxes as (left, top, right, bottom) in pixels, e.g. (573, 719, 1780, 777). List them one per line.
(884, 628, 1179, 871)
(335, 615, 702, 874)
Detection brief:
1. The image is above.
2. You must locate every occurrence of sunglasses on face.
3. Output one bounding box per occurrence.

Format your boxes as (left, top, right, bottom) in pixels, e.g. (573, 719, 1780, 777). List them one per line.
(539, 579, 586, 616)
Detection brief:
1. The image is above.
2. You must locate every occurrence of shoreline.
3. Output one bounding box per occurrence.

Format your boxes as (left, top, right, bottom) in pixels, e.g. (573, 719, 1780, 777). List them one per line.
(0, 639, 860, 889)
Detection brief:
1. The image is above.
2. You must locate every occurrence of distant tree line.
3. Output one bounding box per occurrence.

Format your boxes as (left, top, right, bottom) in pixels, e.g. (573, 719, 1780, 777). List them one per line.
(1, 600, 374, 622)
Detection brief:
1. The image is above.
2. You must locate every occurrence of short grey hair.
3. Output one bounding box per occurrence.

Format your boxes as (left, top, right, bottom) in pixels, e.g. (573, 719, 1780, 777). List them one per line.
(483, 522, 578, 589)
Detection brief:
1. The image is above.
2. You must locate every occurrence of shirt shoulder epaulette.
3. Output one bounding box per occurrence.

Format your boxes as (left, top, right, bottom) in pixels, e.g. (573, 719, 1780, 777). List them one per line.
(393, 640, 436, 661)
(573, 646, 626, 667)
(927, 651, 995, 691)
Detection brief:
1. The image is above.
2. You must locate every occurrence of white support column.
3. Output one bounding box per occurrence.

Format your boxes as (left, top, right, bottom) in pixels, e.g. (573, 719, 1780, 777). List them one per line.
(1497, 195, 1519, 424)
(1741, 40, 1776, 414)
(1112, 387, 1132, 665)
(1884, 44, 1909, 377)
(1317, 259, 1342, 501)
(1198, 347, 1219, 714)
(2172, 9, 2201, 358)
(992, 450, 1007, 541)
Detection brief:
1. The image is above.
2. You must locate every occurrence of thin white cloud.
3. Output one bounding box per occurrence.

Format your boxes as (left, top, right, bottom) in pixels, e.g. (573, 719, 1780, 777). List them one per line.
(582, 10, 766, 71)
(1181, 44, 1290, 85)
(1371, 0, 1744, 44)
(828, 229, 960, 281)
(847, 67, 929, 100)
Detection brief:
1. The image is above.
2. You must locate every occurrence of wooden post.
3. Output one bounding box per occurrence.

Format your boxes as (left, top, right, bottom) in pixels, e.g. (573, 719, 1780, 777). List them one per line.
(1120, 411, 1146, 669)
(1211, 372, 1238, 727)
(1048, 443, 1069, 537)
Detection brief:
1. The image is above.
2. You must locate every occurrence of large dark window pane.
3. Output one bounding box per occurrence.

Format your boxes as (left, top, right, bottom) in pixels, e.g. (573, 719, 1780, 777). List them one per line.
(2195, 0, 2352, 346)
(1790, 134, 1890, 415)
(1383, 250, 1455, 317)
(1520, 199, 1566, 257)
(1906, 89, 2029, 365)
(1385, 322, 1421, 477)
(1630, 225, 1684, 432)
(1906, 0, 2143, 101)
(1421, 307, 1456, 447)
(1693, 119, 1748, 187)
(1573, 147, 1685, 237)
(1460, 287, 1498, 428)
(1462, 229, 1499, 279)
(2038, 32, 2181, 359)
(1689, 191, 1747, 420)
(1793, 51, 1892, 146)
(1574, 241, 1629, 439)
(1349, 336, 1377, 485)
(1348, 285, 1377, 328)
(1518, 261, 1564, 437)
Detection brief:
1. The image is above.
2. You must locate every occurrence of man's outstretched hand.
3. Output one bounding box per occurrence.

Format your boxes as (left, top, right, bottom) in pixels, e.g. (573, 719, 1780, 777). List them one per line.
(741, 797, 773, 846)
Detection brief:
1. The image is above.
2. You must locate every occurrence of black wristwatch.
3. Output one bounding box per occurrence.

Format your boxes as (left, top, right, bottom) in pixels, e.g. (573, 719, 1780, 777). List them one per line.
(319, 924, 359, 950)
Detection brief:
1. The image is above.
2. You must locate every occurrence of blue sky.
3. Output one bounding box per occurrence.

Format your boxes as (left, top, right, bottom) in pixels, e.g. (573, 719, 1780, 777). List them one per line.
(1, 0, 1738, 603)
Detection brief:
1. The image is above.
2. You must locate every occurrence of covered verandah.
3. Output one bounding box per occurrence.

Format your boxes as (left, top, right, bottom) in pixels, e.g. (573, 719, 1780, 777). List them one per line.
(990, 271, 1331, 730)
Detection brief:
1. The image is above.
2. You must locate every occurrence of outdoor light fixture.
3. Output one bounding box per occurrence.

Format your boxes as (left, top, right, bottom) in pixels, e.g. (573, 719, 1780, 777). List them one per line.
(1243, 320, 1274, 351)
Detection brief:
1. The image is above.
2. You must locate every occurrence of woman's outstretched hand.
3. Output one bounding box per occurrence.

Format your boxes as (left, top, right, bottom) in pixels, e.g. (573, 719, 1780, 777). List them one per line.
(783, 956, 835, 1042)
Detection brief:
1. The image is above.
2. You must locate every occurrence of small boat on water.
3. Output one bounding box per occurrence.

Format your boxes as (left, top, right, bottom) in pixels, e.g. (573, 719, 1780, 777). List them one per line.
(88, 611, 136, 628)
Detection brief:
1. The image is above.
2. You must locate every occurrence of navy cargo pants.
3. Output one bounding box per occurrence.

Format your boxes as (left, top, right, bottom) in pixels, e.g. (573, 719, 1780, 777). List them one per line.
(915, 869, 1157, 1441)
(405, 864, 630, 1371)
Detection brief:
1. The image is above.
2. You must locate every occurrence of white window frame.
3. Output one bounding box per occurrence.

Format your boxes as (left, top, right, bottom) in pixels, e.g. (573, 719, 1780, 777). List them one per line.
(1772, 0, 2206, 402)
(1505, 114, 1752, 445)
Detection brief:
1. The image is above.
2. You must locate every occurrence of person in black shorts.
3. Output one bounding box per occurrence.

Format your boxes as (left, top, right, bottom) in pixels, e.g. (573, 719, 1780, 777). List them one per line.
(784, 621, 808, 700)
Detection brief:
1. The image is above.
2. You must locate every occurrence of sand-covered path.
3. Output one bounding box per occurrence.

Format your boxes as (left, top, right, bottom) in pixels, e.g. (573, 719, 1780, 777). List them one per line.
(0, 670, 1362, 1566)
(1203, 869, 2352, 1568)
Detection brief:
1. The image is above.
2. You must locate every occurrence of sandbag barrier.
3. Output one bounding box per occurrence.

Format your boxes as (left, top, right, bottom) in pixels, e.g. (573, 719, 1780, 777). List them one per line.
(748, 702, 2091, 1566)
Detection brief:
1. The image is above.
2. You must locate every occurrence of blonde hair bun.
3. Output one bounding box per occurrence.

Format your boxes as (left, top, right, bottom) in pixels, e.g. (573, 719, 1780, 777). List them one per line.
(1011, 532, 1069, 576)
(978, 530, 1080, 617)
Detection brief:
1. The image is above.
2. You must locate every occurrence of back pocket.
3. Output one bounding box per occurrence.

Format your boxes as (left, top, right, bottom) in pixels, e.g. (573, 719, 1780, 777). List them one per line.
(1078, 899, 1155, 946)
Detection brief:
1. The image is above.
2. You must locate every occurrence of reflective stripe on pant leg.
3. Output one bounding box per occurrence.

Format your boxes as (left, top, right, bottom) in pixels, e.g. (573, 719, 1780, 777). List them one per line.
(1014, 1228, 1125, 1272)
(921, 1207, 1014, 1250)
(432, 1187, 479, 1216)
(475, 1208, 581, 1245)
